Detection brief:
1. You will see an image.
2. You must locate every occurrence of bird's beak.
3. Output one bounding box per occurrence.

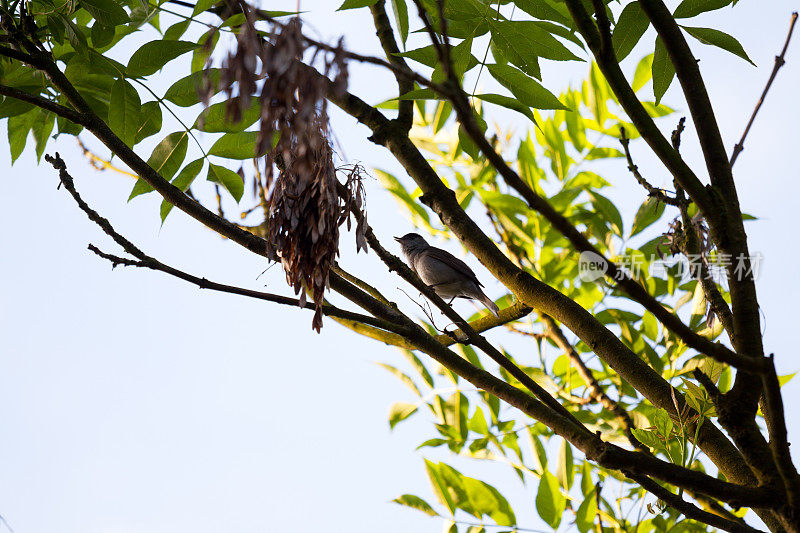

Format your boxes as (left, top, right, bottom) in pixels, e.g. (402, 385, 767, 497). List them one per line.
(393, 236, 402, 242)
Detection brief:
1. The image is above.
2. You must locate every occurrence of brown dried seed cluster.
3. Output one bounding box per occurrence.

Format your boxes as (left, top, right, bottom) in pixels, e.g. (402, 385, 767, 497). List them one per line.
(211, 4, 363, 331)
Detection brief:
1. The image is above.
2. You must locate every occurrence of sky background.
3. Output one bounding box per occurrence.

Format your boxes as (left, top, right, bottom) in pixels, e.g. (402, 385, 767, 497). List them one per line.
(1, 1, 799, 532)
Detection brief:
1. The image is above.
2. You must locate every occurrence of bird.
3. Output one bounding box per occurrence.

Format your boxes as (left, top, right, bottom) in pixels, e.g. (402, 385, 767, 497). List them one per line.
(394, 233, 499, 317)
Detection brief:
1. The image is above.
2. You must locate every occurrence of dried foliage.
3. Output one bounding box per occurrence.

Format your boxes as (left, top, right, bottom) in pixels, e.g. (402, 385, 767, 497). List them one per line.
(210, 3, 363, 331)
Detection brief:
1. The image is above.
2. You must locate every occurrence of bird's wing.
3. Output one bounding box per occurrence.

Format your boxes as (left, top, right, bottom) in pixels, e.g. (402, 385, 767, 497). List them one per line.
(425, 247, 483, 288)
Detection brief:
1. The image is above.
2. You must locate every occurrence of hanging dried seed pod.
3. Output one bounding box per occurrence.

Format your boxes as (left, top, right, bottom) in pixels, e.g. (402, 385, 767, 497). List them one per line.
(210, 3, 363, 331)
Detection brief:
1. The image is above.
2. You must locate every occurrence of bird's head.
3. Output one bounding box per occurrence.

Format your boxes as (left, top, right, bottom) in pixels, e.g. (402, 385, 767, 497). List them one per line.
(394, 232, 429, 255)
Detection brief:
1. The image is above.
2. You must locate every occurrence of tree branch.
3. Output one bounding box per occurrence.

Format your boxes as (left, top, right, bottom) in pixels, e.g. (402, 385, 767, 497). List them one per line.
(406, 0, 755, 373)
(625, 472, 766, 533)
(45, 153, 394, 332)
(730, 11, 798, 167)
(635, 0, 766, 416)
(620, 126, 682, 206)
(762, 354, 800, 516)
(0, 83, 84, 124)
(369, 0, 414, 131)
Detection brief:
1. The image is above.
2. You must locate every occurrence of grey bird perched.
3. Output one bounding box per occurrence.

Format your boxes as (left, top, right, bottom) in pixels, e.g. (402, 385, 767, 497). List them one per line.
(394, 233, 499, 317)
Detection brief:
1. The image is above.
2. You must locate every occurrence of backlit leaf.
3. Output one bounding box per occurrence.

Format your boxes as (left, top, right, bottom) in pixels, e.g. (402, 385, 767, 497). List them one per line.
(488, 64, 567, 110)
(612, 1, 649, 62)
(127, 40, 200, 77)
(207, 163, 245, 202)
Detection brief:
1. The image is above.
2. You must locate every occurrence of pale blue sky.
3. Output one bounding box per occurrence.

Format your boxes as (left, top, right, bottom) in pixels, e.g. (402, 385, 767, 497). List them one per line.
(1, 1, 798, 532)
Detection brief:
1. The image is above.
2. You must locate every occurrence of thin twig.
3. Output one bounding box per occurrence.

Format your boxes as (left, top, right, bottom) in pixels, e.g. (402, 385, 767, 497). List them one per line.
(542, 315, 648, 452)
(624, 472, 765, 533)
(730, 12, 798, 167)
(44, 152, 394, 332)
(620, 126, 682, 206)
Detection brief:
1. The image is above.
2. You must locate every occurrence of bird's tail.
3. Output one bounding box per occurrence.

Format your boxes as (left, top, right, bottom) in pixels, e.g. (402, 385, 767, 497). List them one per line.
(476, 290, 499, 317)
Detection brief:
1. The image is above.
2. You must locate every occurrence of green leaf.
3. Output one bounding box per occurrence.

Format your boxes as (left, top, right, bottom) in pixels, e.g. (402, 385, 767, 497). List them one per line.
(193, 0, 217, 16)
(337, 0, 379, 10)
(32, 110, 55, 162)
(8, 109, 36, 163)
(536, 470, 565, 529)
(493, 20, 580, 62)
(207, 164, 245, 202)
(653, 408, 674, 439)
(424, 460, 456, 514)
(632, 53, 654, 92)
(395, 46, 439, 68)
(528, 429, 548, 474)
(461, 478, 516, 526)
(108, 78, 141, 146)
(209, 131, 267, 160)
(192, 28, 219, 73)
(631, 428, 663, 451)
(376, 363, 422, 396)
(575, 490, 598, 533)
(91, 23, 116, 48)
(681, 26, 754, 65)
(476, 93, 535, 122)
(0, 97, 34, 120)
(612, 1, 649, 62)
(674, 0, 732, 19)
(163, 19, 190, 41)
(652, 37, 675, 105)
(60, 14, 88, 54)
(642, 312, 659, 341)
(130, 131, 188, 200)
(487, 64, 567, 110)
(160, 158, 205, 222)
(631, 196, 666, 237)
(388, 401, 418, 429)
(403, 350, 434, 388)
(588, 191, 624, 236)
(557, 440, 574, 490)
(514, 0, 573, 27)
(375, 169, 431, 226)
(392, 494, 437, 516)
(195, 97, 260, 133)
(390, 0, 409, 47)
(164, 69, 221, 107)
(489, 20, 579, 78)
(468, 407, 489, 435)
(81, 0, 129, 27)
(126, 40, 200, 77)
(134, 101, 162, 144)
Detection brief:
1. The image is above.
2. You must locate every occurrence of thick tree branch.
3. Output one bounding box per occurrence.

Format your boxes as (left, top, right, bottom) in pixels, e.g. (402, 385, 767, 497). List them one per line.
(369, 0, 414, 131)
(406, 0, 756, 373)
(762, 354, 800, 516)
(0, 83, 84, 124)
(635, 0, 766, 415)
(308, 31, 760, 492)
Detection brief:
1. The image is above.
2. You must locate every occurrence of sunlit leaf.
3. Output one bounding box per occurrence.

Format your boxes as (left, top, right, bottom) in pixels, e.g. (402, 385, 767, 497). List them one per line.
(392, 494, 437, 516)
(488, 64, 568, 110)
